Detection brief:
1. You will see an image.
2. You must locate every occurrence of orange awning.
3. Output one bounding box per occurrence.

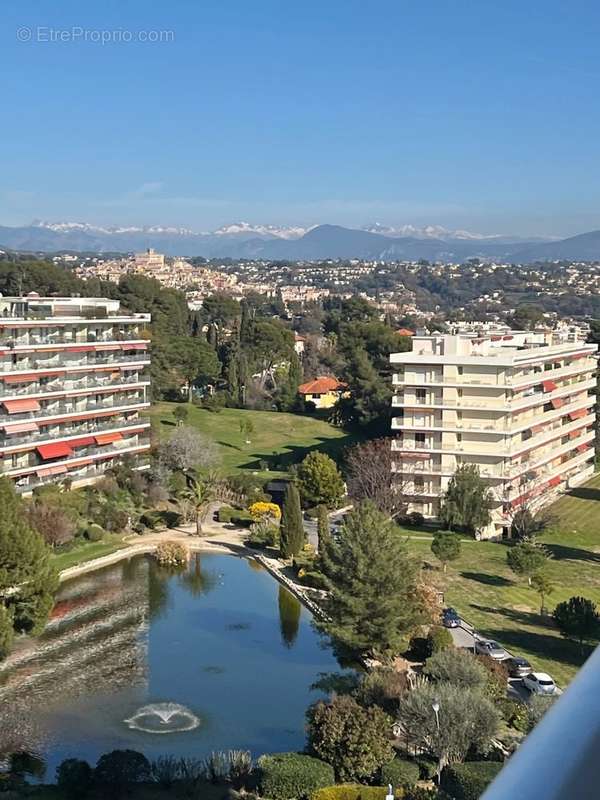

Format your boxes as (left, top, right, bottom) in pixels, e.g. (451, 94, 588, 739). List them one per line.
(542, 380, 557, 392)
(550, 398, 564, 410)
(3, 398, 41, 414)
(121, 343, 147, 350)
(530, 424, 545, 435)
(569, 408, 587, 421)
(70, 436, 96, 447)
(569, 429, 582, 440)
(547, 476, 562, 488)
(36, 465, 68, 478)
(37, 442, 74, 460)
(95, 344, 122, 351)
(94, 432, 123, 445)
(4, 421, 39, 435)
(577, 443, 590, 454)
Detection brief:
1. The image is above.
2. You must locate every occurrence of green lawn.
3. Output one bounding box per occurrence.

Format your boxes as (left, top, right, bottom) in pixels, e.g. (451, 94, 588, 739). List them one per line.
(406, 473, 600, 686)
(50, 535, 129, 573)
(150, 402, 363, 477)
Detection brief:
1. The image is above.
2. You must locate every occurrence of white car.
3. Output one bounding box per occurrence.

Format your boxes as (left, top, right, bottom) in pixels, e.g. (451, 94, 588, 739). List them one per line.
(474, 638, 509, 660)
(522, 672, 557, 695)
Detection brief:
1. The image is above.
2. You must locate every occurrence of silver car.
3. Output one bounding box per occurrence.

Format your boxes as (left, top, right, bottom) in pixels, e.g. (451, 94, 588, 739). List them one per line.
(474, 638, 509, 660)
(522, 672, 557, 695)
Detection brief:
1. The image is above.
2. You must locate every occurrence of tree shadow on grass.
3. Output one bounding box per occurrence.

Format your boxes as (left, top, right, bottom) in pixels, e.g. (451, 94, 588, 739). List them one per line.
(239, 432, 365, 472)
(215, 440, 242, 451)
(159, 419, 176, 427)
(566, 487, 600, 503)
(544, 543, 600, 564)
(468, 604, 592, 668)
(461, 571, 513, 587)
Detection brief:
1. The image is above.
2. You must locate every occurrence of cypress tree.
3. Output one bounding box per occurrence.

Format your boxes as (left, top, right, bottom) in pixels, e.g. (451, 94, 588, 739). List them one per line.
(0, 478, 58, 649)
(280, 483, 305, 558)
(317, 504, 330, 553)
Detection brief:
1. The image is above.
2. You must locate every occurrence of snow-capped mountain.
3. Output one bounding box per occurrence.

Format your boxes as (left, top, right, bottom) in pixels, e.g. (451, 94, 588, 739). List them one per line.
(212, 222, 312, 239)
(362, 223, 501, 240)
(32, 220, 196, 236)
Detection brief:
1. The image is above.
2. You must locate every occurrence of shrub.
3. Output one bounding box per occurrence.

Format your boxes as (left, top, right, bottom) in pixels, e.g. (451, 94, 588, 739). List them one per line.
(218, 506, 236, 523)
(257, 752, 335, 800)
(403, 789, 439, 800)
(155, 541, 189, 567)
(407, 511, 425, 526)
(203, 751, 229, 783)
(313, 785, 402, 800)
(85, 523, 104, 542)
(227, 750, 253, 789)
(247, 521, 280, 549)
(150, 756, 180, 788)
(380, 757, 420, 788)
(140, 511, 164, 530)
(415, 757, 437, 781)
(476, 655, 509, 701)
(297, 570, 328, 590)
(248, 501, 281, 521)
(424, 648, 487, 690)
(426, 626, 453, 654)
(230, 510, 254, 528)
(94, 750, 150, 796)
(56, 758, 93, 798)
(440, 761, 503, 800)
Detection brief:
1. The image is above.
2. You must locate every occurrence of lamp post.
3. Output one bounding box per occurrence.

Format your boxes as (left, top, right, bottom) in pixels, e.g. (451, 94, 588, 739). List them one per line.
(432, 699, 442, 785)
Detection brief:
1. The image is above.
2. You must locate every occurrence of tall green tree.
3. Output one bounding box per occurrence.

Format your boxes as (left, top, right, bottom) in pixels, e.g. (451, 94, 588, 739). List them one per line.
(316, 504, 330, 553)
(0, 478, 58, 656)
(506, 542, 549, 586)
(280, 483, 305, 558)
(553, 596, 600, 652)
(319, 502, 427, 658)
(440, 465, 493, 535)
(296, 451, 344, 509)
(531, 572, 554, 614)
(431, 532, 461, 573)
(168, 336, 221, 401)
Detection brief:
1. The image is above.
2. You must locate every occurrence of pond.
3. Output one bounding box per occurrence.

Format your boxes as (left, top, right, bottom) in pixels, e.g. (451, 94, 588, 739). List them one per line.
(0, 553, 346, 779)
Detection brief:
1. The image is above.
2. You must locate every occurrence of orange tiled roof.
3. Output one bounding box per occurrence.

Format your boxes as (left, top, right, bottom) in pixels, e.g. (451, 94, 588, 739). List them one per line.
(298, 376, 347, 394)
(397, 328, 415, 336)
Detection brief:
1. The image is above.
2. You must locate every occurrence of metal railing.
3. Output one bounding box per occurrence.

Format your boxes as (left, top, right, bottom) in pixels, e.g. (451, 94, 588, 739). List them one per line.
(0, 353, 150, 373)
(1, 395, 148, 421)
(0, 416, 149, 449)
(482, 645, 600, 800)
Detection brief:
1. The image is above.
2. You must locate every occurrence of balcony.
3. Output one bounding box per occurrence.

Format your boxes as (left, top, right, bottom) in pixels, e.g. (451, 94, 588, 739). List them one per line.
(15, 459, 151, 494)
(0, 352, 150, 374)
(0, 416, 150, 451)
(0, 396, 150, 423)
(0, 373, 150, 400)
(7, 440, 151, 480)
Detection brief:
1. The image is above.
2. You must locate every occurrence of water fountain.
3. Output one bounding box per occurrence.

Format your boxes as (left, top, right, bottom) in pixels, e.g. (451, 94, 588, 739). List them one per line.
(124, 702, 201, 734)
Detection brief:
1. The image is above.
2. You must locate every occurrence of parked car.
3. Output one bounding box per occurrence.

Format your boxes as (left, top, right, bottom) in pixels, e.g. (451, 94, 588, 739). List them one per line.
(474, 638, 509, 660)
(442, 607, 461, 628)
(506, 656, 532, 678)
(523, 672, 557, 695)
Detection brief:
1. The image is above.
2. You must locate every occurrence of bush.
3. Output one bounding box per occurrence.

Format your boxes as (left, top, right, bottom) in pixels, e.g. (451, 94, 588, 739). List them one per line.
(247, 521, 280, 549)
(85, 523, 104, 542)
(248, 501, 281, 521)
(476, 655, 509, 702)
(56, 758, 93, 798)
(154, 541, 189, 567)
(440, 761, 503, 800)
(94, 750, 150, 796)
(218, 506, 236, 523)
(257, 753, 334, 800)
(230, 509, 254, 528)
(415, 757, 438, 781)
(426, 626, 453, 654)
(297, 569, 328, 590)
(407, 512, 425, 527)
(380, 757, 420, 788)
(140, 511, 164, 530)
(313, 785, 403, 800)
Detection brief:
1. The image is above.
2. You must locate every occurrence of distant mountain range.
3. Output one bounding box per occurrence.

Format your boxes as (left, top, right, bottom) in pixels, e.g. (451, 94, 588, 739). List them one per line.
(0, 220, 599, 262)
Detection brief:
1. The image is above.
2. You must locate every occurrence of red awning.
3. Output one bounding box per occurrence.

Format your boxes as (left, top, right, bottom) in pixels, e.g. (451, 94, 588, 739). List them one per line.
(69, 436, 96, 447)
(36, 465, 68, 478)
(550, 398, 564, 409)
(95, 344, 122, 351)
(37, 442, 74, 460)
(548, 476, 562, 488)
(569, 408, 587, 421)
(530, 424, 545, 435)
(4, 421, 39, 435)
(577, 443, 590, 454)
(511, 492, 531, 508)
(95, 432, 124, 445)
(121, 343, 147, 350)
(569, 429, 582, 440)
(3, 398, 41, 414)
(542, 380, 558, 392)
(3, 374, 36, 384)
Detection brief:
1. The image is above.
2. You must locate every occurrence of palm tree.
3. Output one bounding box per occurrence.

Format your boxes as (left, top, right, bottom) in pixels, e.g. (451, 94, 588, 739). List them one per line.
(183, 477, 214, 536)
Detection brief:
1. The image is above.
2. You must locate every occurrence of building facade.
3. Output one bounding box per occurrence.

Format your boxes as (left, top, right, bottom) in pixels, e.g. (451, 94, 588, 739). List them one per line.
(298, 376, 349, 409)
(0, 295, 151, 494)
(390, 330, 597, 539)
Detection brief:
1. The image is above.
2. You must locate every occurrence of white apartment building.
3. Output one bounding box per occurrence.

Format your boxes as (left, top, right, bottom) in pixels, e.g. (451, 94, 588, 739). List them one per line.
(390, 330, 598, 539)
(0, 295, 151, 495)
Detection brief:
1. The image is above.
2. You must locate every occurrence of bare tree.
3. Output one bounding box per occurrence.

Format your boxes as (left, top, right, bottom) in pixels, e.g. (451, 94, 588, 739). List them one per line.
(157, 425, 220, 473)
(27, 502, 76, 547)
(345, 437, 406, 517)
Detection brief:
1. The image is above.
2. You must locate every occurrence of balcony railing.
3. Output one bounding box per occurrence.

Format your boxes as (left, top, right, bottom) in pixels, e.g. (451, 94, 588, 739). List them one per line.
(482, 645, 600, 800)
(0, 353, 150, 373)
(15, 459, 151, 494)
(0, 416, 150, 449)
(0, 395, 149, 422)
(0, 373, 149, 398)
(3, 332, 146, 348)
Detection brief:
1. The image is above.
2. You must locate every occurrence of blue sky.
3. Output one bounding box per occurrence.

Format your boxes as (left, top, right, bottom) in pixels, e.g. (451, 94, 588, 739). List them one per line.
(2, 0, 600, 236)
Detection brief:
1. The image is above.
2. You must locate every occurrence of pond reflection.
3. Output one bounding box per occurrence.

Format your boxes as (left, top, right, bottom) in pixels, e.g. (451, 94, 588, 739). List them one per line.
(0, 553, 344, 776)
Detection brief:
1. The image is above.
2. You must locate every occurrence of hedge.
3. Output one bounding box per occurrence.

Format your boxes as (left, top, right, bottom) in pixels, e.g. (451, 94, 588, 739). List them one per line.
(441, 761, 503, 800)
(380, 758, 420, 788)
(257, 753, 334, 800)
(313, 785, 403, 800)
(218, 506, 236, 524)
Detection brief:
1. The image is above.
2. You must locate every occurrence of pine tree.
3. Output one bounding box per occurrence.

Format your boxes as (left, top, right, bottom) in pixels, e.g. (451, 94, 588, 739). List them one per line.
(0, 478, 58, 646)
(319, 501, 427, 658)
(280, 483, 305, 558)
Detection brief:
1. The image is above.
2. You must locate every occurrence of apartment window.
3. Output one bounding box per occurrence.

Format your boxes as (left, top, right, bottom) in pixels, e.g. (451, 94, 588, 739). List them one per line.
(457, 366, 463, 375)
(416, 388, 426, 403)
(414, 475, 424, 491)
(415, 432, 426, 449)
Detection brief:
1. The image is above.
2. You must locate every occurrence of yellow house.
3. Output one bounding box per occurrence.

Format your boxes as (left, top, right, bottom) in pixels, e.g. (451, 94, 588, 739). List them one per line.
(298, 376, 349, 409)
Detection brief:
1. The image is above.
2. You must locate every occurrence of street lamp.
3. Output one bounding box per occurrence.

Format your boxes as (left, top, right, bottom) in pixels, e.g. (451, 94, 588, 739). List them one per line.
(432, 699, 442, 785)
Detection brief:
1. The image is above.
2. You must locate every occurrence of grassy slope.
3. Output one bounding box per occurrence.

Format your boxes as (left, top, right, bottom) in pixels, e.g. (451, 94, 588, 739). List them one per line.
(50, 535, 129, 573)
(406, 473, 600, 686)
(150, 402, 363, 477)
